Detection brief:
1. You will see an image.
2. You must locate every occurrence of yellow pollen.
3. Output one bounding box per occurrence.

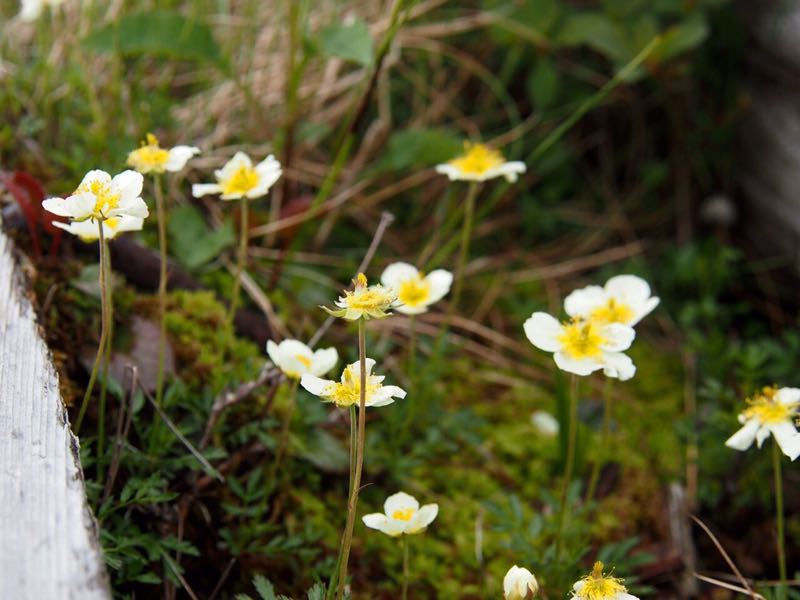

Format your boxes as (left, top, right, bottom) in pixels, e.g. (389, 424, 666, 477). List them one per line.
(221, 164, 260, 196)
(127, 133, 170, 173)
(558, 319, 606, 360)
(743, 386, 795, 425)
(591, 298, 635, 325)
(76, 179, 120, 219)
(355, 273, 368, 288)
(324, 365, 380, 407)
(397, 276, 431, 308)
(447, 142, 505, 176)
(295, 355, 312, 369)
(391, 508, 415, 521)
(344, 286, 395, 311)
(575, 562, 626, 600)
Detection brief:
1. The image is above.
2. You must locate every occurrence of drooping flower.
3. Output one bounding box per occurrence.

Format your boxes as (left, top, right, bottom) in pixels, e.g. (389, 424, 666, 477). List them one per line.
(53, 214, 144, 242)
(19, 0, 64, 21)
(531, 410, 559, 437)
(362, 492, 438, 537)
(503, 565, 539, 600)
(323, 273, 399, 321)
(191, 151, 281, 201)
(571, 562, 638, 600)
(524, 313, 636, 380)
(435, 142, 526, 183)
(380, 262, 452, 315)
(564, 275, 660, 328)
(127, 133, 200, 175)
(266, 339, 338, 380)
(43, 169, 149, 225)
(300, 358, 406, 409)
(725, 386, 800, 460)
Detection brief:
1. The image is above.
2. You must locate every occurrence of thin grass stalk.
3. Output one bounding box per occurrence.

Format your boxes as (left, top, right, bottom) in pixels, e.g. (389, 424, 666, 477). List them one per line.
(154, 175, 168, 408)
(555, 374, 579, 560)
(773, 442, 787, 600)
(450, 182, 479, 312)
(337, 319, 368, 599)
(585, 377, 613, 504)
(229, 198, 249, 325)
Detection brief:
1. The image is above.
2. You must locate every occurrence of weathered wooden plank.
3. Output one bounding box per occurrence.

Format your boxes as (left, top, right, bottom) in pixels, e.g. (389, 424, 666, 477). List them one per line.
(0, 227, 110, 599)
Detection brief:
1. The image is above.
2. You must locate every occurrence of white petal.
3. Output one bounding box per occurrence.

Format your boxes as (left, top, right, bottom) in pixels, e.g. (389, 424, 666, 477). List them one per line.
(768, 422, 800, 460)
(756, 425, 771, 448)
(600, 323, 635, 352)
(216, 151, 252, 181)
(406, 503, 438, 533)
(380, 262, 420, 290)
(564, 286, 607, 318)
(776, 387, 800, 406)
(362, 514, 396, 536)
(366, 385, 405, 407)
(629, 296, 660, 326)
(52, 220, 98, 241)
(605, 275, 652, 306)
(725, 419, 759, 451)
(531, 411, 559, 436)
(113, 194, 150, 219)
(111, 170, 144, 203)
(300, 374, 333, 398)
(78, 169, 111, 189)
(495, 161, 527, 182)
(311, 347, 339, 377)
(602, 352, 636, 381)
(377, 518, 406, 537)
(266, 340, 281, 366)
(384, 492, 419, 516)
(553, 352, 601, 376)
(395, 303, 428, 316)
(435, 164, 469, 181)
(523, 312, 563, 352)
(43, 193, 94, 218)
(274, 339, 313, 361)
(164, 146, 200, 172)
(192, 183, 222, 198)
(616, 594, 640, 600)
(110, 214, 145, 236)
(573, 581, 585, 592)
(425, 269, 453, 304)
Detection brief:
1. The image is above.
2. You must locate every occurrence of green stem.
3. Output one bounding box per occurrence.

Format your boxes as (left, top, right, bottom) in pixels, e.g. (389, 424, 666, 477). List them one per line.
(555, 374, 579, 560)
(96, 238, 112, 471)
(327, 405, 357, 599)
(154, 175, 168, 408)
(450, 182, 479, 313)
(402, 536, 409, 600)
(773, 442, 787, 600)
(337, 319, 367, 599)
(408, 316, 417, 385)
(229, 198, 249, 326)
(585, 377, 613, 505)
(74, 222, 109, 434)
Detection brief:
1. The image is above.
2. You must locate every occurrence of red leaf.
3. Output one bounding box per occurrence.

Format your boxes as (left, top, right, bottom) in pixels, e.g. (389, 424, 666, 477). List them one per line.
(1, 171, 65, 256)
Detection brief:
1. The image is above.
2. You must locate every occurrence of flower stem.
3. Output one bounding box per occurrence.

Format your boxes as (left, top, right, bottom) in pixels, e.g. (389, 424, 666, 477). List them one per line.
(773, 441, 787, 600)
(450, 182, 479, 312)
(337, 318, 368, 599)
(402, 536, 409, 600)
(154, 174, 168, 408)
(327, 405, 357, 599)
(96, 237, 113, 476)
(229, 198, 249, 326)
(555, 374, 579, 560)
(74, 222, 109, 434)
(585, 377, 613, 505)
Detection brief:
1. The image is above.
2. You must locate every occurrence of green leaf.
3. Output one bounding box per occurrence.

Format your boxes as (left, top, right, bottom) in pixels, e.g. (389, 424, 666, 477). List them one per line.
(556, 12, 633, 63)
(380, 128, 464, 172)
(527, 57, 561, 109)
(307, 583, 326, 600)
(653, 14, 709, 62)
(297, 429, 349, 473)
(318, 19, 373, 66)
(253, 575, 278, 600)
(168, 204, 235, 270)
(82, 12, 223, 64)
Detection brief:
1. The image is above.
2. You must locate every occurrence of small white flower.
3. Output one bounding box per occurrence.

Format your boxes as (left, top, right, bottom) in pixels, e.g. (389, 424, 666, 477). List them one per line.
(571, 562, 638, 600)
(380, 262, 452, 315)
(725, 386, 800, 460)
(362, 491, 438, 537)
(524, 312, 636, 380)
(53, 214, 144, 242)
(300, 358, 406, 409)
(531, 410, 559, 437)
(435, 142, 526, 183)
(19, 0, 64, 22)
(192, 151, 281, 201)
(43, 169, 149, 224)
(323, 273, 400, 321)
(564, 275, 660, 327)
(266, 339, 337, 380)
(127, 133, 200, 175)
(503, 565, 539, 600)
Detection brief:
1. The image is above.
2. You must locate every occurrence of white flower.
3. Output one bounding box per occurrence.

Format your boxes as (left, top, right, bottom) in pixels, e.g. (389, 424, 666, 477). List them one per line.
(300, 358, 406, 409)
(323, 273, 399, 321)
(531, 410, 559, 437)
(435, 142, 526, 183)
(43, 170, 149, 224)
(192, 151, 281, 201)
(127, 133, 200, 175)
(725, 386, 800, 460)
(564, 275, 660, 327)
(503, 565, 539, 600)
(53, 214, 144, 242)
(266, 339, 338, 380)
(19, 0, 64, 21)
(571, 562, 638, 600)
(524, 312, 636, 380)
(380, 262, 452, 315)
(362, 491, 438, 537)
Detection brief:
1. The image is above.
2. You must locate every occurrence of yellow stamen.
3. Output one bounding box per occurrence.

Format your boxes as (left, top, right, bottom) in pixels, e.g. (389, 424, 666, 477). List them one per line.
(558, 319, 606, 360)
(391, 508, 415, 521)
(447, 142, 505, 176)
(76, 178, 120, 219)
(397, 276, 431, 308)
(743, 386, 795, 425)
(221, 164, 259, 196)
(575, 562, 626, 599)
(355, 273, 368, 288)
(324, 365, 380, 407)
(295, 355, 312, 369)
(127, 132, 170, 173)
(591, 298, 635, 325)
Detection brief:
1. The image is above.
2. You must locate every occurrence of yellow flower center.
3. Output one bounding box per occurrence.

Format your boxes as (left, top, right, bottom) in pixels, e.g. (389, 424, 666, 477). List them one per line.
(591, 298, 635, 325)
(743, 386, 795, 425)
(575, 562, 626, 600)
(558, 319, 607, 360)
(397, 276, 431, 308)
(127, 133, 170, 173)
(345, 286, 396, 311)
(447, 143, 505, 176)
(76, 178, 120, 219)
(295, 355, 312, 369)
(391, 508, 415, 521)
(324, 365, 380, 407)
(221, 164, 260, 196)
